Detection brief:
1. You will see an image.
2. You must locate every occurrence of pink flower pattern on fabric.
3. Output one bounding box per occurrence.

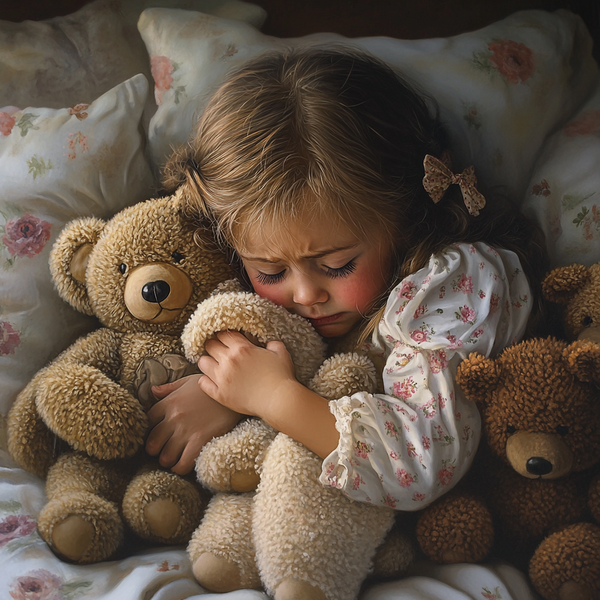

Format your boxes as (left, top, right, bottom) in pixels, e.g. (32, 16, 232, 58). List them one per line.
(320, 243, 531, 511)
(3, 214, 51, 258)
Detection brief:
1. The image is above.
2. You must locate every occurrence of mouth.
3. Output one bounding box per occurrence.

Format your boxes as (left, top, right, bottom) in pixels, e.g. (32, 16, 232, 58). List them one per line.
(308, 313, 343, 327)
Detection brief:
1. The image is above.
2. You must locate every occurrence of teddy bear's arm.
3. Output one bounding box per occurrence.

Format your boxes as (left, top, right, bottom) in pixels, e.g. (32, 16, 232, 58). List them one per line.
(34, 328, 148, 461)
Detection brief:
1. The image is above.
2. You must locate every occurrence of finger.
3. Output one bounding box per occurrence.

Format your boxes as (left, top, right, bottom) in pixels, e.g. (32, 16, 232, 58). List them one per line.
(216, 329, 248, 346)
(157, 435, 186, 469)
(172, 438, 204, 476)
(266, 340, 289, 357)
(146, 400, 166, 427)
(151, 377, 187, 399)
(145, 421, 172, 456)
(197, 373, 219, 400)
(198, 354, 218, 378)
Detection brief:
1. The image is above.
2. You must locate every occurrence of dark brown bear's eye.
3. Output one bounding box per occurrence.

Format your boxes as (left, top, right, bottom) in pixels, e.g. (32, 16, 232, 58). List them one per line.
(556, 425, 569, 436)
(582, 316, 593, 327)
(172, 252, 184, 263)
(506, 424, 516, 434)
(119, 263, 127, 274)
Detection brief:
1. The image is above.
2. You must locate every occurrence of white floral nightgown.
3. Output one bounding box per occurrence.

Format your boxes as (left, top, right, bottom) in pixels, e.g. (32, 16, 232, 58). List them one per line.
(319, 242, 531, 509)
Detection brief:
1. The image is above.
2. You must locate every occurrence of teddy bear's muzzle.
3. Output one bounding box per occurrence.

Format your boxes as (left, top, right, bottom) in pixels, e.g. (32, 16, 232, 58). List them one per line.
(506, 431, 573, 479)
(124, 263, 193, 323)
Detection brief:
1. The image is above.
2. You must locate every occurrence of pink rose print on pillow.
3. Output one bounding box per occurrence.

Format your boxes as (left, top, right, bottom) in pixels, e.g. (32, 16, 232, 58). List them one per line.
(3, 214, 51, 259)
(488, 39, 535, 84)
(0, 111, 16, 136)
(1, 321, 21, 355)
(0, 514, 36, 547)
(151, 55, 174, 105)
(9, 569, 62, 600)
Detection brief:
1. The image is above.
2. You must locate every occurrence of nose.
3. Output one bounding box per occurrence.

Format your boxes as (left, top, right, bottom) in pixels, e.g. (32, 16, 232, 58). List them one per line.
(292, 275, 328, 307)
(142, 280, 171, 303)
(526, 457, 553, 476)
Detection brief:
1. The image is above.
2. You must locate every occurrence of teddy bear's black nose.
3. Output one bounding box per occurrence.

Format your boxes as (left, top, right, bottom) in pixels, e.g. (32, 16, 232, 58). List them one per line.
(526, 457, 553, 476)
(142, 280, 171, 303)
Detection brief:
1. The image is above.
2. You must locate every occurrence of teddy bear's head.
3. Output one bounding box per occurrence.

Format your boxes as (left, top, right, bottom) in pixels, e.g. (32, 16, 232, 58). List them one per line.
(542, 263, 600, 343)
(49, 190, 234, 335)
(456, 337, 600, 480)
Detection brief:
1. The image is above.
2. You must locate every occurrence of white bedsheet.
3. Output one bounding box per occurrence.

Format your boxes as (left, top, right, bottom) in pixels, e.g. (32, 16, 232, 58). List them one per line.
(0, 449, 539, 600)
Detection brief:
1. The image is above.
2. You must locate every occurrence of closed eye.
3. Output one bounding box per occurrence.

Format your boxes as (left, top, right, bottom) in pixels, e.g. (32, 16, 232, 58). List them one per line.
(255, 270, 286, 285)
(325, 260, 357, 279)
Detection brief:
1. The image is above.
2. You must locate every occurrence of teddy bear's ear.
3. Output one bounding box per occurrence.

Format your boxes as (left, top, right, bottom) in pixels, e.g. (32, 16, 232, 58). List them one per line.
(49, 217, 106, 315)
(542, 264, 590, 305)
(455, 352, 500, 404)
(563, 339, 600, 386)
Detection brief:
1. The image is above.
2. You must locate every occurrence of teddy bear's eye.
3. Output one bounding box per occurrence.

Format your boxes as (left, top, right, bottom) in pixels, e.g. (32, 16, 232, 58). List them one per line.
(582, 316, 593, 327)
(556, 425, 569, 436)
(119, 263, 127, 274)
(506, 424, 516, 434)
(171, 252, 184, 263)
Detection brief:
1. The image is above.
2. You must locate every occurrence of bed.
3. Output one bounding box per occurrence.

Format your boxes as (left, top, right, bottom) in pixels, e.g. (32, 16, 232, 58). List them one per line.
(1, 1, 599, 598)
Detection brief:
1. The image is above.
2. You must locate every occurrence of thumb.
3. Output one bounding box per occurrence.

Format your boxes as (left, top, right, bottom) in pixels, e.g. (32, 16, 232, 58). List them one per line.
(152, 377, 187, 398)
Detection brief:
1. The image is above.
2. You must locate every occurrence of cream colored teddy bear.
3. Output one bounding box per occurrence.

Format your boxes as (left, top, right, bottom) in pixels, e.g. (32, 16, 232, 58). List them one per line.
(180, 283, 412, 600)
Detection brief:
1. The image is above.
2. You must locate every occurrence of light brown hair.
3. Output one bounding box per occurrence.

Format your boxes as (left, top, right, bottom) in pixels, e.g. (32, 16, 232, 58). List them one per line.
(163, 47, 548, 343)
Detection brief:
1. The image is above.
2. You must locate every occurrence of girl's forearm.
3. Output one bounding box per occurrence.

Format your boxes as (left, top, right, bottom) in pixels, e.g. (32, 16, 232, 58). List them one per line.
(261, 380, 340, 458)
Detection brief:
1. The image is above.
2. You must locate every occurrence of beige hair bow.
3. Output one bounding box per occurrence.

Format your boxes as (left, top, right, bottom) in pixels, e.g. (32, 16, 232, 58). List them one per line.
(422, 154, 486, 217)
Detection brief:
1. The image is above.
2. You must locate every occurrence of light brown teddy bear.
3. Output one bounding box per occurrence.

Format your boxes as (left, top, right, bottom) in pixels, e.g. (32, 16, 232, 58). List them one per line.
(6, 190, 234, 564)
(179, 285, 413, 600)
(542, 262, 600, 344)
(415, 337, 600, 600)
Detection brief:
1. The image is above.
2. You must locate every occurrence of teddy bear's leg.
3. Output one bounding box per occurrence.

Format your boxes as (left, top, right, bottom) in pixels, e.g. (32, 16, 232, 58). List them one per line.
(253, 434, 396, 600)
(529, 522, 600, 600)
(415, 491, 494, 563)
(187, 492, 262, 592)
(196, 419, 278, 493)
(370, 513, 417, 579)
(121, 464, 208, 544)
(37, 452, 130, 563)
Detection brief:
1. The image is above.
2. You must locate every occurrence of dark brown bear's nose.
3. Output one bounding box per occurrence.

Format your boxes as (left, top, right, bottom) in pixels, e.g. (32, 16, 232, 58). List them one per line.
(526, 457, 553, 476)
(142, 280, 171, 303)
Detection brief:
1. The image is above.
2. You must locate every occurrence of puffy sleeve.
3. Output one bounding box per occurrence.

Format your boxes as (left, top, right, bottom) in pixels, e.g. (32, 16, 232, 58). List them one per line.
(319, 242, 531, 509)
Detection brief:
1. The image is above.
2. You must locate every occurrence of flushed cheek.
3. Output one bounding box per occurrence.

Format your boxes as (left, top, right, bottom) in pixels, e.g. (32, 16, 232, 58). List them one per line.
(251, 281, 291, 309)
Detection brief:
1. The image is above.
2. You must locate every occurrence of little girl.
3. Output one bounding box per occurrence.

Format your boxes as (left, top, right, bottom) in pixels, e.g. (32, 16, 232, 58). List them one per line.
(147, 48, 547, 599)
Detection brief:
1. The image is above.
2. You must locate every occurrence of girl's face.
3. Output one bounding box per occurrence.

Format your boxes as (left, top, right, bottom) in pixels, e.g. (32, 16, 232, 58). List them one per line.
(237, 212, 392, 338)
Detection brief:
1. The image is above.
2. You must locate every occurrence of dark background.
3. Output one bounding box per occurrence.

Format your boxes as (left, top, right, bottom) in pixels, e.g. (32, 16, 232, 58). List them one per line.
(3, 0, 599, 58)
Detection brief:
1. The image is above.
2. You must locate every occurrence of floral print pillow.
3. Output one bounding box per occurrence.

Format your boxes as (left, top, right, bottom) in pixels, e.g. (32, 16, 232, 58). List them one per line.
(139, 8, 599, 200)
(522, 82, 600, 268)
(0, 74, 155, 418)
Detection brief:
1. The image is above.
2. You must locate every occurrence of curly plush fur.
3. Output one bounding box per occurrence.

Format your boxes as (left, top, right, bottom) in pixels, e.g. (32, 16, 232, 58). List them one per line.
(181, 287, 408, 600)
(7, 190, 233, 563)
(415, 337, 600, 600)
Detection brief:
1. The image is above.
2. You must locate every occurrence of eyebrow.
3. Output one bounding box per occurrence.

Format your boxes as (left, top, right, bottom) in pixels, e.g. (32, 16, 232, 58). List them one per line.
(239, 244, 359, 263)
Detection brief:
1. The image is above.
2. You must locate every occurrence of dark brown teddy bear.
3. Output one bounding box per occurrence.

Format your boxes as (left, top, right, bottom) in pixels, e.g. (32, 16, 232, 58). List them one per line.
(542, 262, 600, 344)
(7, 190, 234, 563)
(415, 337, 600, 600)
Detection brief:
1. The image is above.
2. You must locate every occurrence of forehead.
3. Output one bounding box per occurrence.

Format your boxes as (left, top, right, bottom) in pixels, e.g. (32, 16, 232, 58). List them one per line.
(238, 208, 363, 260)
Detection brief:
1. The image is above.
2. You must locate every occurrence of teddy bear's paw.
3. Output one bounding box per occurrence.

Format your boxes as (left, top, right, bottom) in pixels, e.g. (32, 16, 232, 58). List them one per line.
(188, 493, 261, 590)
(122, 468, 207, 544)
(370, 523, 416, 579)
(416, 492, 493, 564)
(529, 522, 600, 600)
(196, 419, 277, 492)
(308, 353, 377, 400)
(36, 363, 148, 460)
(274, 578, 327, 600)
(192, 553, 247, 593)
(37, 492, 123, 564)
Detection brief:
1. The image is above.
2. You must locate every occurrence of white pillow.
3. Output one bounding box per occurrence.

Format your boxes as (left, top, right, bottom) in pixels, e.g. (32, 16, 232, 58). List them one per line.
(522, 82, 600, 268)
(0, 0, 266, 129)
(139, 8, 599, 200)
(0, 74, 155, 416)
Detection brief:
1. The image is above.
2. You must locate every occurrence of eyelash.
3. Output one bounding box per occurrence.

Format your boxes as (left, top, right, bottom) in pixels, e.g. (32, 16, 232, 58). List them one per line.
(254, 260, 357, 285)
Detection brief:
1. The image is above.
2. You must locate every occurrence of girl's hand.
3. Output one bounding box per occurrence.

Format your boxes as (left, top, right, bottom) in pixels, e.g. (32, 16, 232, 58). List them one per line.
(146, 374, 241, 475)
(198, 330, 296, 419)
